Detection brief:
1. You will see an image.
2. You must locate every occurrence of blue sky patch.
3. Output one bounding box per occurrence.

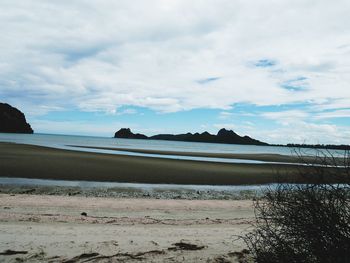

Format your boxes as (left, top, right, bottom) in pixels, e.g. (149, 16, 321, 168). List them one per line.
(255, 59, 276, 67)
(281, 77, 308, 91)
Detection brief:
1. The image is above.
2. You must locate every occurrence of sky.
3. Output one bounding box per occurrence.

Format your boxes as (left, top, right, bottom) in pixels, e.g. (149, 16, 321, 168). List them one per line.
(1, 0, 350, 144)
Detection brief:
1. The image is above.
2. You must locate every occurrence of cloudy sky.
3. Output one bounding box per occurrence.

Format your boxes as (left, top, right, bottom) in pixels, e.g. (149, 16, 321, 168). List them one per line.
(1, 0, 350, 144)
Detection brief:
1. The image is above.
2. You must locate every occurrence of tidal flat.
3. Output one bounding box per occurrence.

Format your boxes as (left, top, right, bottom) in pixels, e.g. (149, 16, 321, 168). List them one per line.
(0, 142, 301, 185)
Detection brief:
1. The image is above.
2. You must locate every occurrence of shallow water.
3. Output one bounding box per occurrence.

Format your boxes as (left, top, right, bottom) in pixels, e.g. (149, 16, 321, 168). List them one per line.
(0, 177, 273, 191)
(0, 133, 344, 161)
(62, 147, 270, 164)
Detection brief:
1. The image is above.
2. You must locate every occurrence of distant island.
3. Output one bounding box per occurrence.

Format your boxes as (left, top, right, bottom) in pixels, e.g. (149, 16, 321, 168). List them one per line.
(114, 128, 350, 150)
(0, 103, 33, 134)
(114, 128, 268, 146)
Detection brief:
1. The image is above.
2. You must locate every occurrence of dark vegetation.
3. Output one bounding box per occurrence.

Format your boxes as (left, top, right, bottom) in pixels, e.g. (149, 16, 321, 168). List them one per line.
(243, 149, 350, 263)
(285, 143, 350, 151)
(0, 102, 33, 133)
(114, 128, 268, 145)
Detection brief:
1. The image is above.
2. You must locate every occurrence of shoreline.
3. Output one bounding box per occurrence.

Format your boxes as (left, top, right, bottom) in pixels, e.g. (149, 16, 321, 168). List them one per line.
(0, 142, 299, 185)
(0, 181, 262, 200)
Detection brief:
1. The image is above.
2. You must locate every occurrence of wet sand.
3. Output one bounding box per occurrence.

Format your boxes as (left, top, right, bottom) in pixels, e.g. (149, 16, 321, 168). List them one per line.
(0, 194, 254, 262)
(0, 142, 298, 185)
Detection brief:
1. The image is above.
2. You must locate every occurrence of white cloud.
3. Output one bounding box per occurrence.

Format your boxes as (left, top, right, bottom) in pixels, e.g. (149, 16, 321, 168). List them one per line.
(1, 0, 350, 143)
(117, 108, 137, 115)
(1, 0, 349, 114)
(262, 110, 310, 125)
(314, 109, 350, 119)
(218, 111, 233, 119)
(254, 121, 350, 145)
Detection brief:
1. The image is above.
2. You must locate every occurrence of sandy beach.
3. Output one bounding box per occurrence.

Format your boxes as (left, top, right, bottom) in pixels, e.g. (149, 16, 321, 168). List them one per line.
(0, 194, 253, 262)
(0, 142, 300, 185)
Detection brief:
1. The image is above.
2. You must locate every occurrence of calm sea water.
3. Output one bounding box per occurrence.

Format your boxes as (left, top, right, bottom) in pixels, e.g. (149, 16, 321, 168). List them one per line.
(0, 133, 344, 159)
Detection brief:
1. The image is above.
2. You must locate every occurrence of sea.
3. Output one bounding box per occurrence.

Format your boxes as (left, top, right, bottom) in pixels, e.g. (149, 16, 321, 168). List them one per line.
(0, 132, 334, 156)
(0, 133, 345, 191)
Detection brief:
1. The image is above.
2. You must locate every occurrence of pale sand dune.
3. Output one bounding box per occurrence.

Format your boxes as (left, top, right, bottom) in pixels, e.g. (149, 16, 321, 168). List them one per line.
(0, 194, 254, 262)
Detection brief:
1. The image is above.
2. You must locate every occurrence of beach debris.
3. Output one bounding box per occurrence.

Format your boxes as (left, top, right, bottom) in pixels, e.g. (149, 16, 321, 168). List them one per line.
(68, 191, 80, 196)
(101, 240, 119, 247)
(21, 189, 36, 194)
(63, 250, 165, 262)
(80, 212, 87, 216)
(168, 241, 205, 251)
(25, 249, 46, 261)
(134, 250, 165, 257)
(150, 240, 159, 246)
(62, 252, 100, 263)
(0, 249, 28, 255)
(46, 255, 61, 261)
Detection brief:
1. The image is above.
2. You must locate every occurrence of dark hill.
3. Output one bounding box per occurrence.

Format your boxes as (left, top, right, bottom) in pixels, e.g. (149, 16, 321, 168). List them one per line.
(114, 128, 267, 146)
(114, 128, 147, 139)
(0, 103, 33, 134)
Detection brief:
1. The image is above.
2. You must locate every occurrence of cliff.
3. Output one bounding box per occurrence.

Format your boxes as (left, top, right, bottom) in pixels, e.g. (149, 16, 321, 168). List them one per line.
(0, 103, 34, 134)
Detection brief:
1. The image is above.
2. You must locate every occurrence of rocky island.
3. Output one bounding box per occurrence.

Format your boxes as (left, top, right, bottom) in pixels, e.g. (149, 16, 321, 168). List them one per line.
(114, 128, 267, 146)
(0, 103, 33, 133)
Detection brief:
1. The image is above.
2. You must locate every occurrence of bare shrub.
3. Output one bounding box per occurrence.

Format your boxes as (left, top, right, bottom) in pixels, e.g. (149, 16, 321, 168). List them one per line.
(243, 149, 350, 263)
